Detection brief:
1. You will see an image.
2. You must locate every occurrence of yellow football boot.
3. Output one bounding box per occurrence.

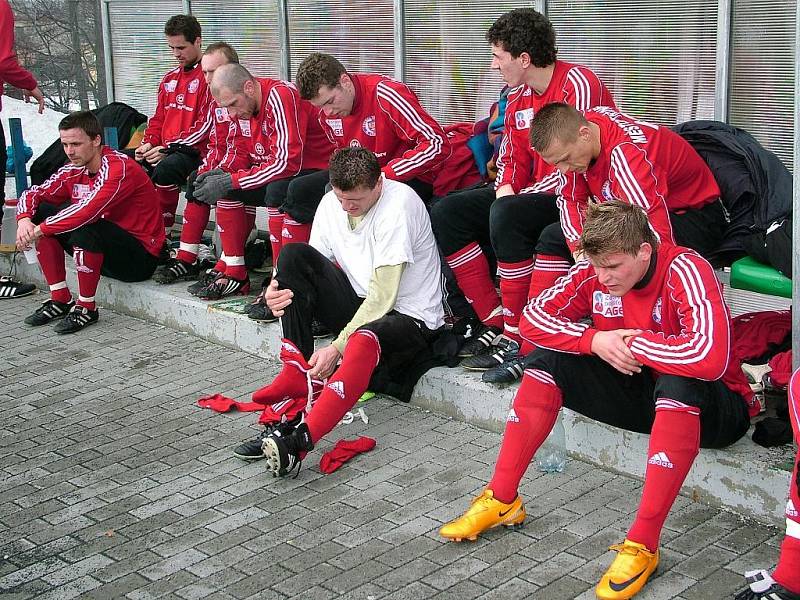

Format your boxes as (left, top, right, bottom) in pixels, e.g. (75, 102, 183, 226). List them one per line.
(596, 539, 659, 599)
(439, 489, 525, 542)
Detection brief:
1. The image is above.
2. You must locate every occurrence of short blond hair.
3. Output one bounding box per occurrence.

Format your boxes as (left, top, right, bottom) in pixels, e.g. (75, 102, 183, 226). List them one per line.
(529, 102, 587, 152)
(579, 201, 658, 257)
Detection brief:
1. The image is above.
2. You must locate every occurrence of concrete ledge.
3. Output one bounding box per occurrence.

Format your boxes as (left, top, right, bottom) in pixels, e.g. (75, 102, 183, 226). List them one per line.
(2, 252, 794, 526)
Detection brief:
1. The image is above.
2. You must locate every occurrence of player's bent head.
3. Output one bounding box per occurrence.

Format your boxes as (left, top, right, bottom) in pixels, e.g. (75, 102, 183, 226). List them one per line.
(212, 63, 253, 96)
(59, 111, 102, 141)
(296, 52, 347, 100)
(165, 14, 201, 44)
(204, 42, 239, 64)
(579, 201, 658, 259)
(487, 8, 556, 67)
(529, 102, 586, 153)
(328, 148, 381, 192)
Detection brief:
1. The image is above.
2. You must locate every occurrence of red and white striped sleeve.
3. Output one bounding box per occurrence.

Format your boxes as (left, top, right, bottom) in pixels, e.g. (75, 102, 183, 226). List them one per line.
(520, 261, 597, 354)
(376, 80, 450, 181)
(607, 142, 676, 244)
(142, 74, 168, 147)
(231, 83, 303, 190)
(38, 155, 127, 236)
(173, 100, 213, 149)
(494, 86, 530, 193)
(562, 66, 612, 112)
(627, 252, 730, 380)
(16, 164, 80, 220)
(556, 172, 591, 253)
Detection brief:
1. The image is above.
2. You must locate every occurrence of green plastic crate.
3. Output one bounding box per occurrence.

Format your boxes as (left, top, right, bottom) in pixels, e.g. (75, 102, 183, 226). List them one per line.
(729, 256, 792, 299)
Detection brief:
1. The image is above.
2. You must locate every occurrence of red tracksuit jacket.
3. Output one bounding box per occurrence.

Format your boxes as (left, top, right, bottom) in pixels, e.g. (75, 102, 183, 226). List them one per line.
(231, 78, 333, 190)
(318, 73, 450, 184)
(496, 60, 616, 194)
(142, 62, 211, 151)
(197, 101, 251, 175)
(0, 0, 37, 110)
(521, 243, 757, 416)
(558, 107, 721, 253)
(16, 147, 165, 256)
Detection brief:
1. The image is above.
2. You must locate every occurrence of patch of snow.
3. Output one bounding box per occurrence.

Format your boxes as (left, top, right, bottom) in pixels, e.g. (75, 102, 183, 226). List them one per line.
(1, 96, 66, 161)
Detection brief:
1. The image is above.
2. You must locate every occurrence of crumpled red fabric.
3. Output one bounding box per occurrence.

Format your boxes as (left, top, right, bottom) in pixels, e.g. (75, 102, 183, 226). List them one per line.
(197, 393, 263, 412)
(319, 436, 377, 474)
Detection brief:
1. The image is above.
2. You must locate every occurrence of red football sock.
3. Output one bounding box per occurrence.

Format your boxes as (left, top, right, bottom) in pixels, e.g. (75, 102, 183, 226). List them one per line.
(528, 254, 571, 300)
(73, 247, 103, 311)
(627, 400, 700, 552)
(306, 330, 381, 443)
(498, 258, 534, 343)
(156, 184, 179, 228)
(216, 200, 247, 280)
(282, 216, 311, 246)
(319, 437, 377, 474)
(445, 242, 503, 329)
(36, 236, 71, 303)
(176, 201, 210, 263)
(213, 255, 226, 274)
(245, 206, 257, 233)
(252, 339, 317, 405)
(489, 368, 562, 504)
(773, 378, 800, 593)
(267, 207, 284, 264)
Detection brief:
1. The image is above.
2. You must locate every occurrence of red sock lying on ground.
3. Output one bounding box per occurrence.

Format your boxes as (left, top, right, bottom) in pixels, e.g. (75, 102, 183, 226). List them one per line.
(319, 437, 377, 473)
(627, 399, 700, 552)
(197, 393, 263, 412)
(489, 368, 562, 504)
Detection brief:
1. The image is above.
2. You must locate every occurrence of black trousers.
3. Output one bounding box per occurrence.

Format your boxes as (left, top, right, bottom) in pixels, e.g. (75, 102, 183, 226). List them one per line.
(147, 150, 200, 188)
(33, 203, 160, 282)
(275, 243, 437, 368)
(526, 349, 750, 449)
(536, 200, 729, 262)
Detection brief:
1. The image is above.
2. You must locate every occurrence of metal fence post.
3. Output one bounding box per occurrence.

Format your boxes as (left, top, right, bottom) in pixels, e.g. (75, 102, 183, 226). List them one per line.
(278, 0, 291, 81)
(101, 0, 115, 104)
(714, 0, 732, 122)
(793, 0, 800, 371)
(394, 0, 405, 82)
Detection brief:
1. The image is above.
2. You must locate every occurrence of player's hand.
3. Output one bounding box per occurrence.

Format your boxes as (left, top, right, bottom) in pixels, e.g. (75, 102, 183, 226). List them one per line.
(144, 145, 166, 165)
(572, 249, 585, 262)
(590, 329, 643, 375)
(309, 344, 341, 379)
(135, 142, 152, 162)
(16, 218, 36, 250)
(192, 170, 232, 206)
(265, 278, 293, 316)
(24, 87, 45, 114)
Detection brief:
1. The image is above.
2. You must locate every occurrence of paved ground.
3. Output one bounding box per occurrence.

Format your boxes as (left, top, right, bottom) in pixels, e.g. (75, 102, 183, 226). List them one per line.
(0, 294, 785, 600)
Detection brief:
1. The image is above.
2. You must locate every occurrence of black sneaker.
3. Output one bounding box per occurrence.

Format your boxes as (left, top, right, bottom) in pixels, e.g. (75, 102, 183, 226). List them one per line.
(187, 269, 221, 296)
(483, 354, 527, 385)
(197, 275, 250, 300)
(458, 325, 502, 358)
(53, 305, 99, 334)
(461, 337, 519, 370)
(263, 421, 314, 477)
(152, 258, 201, 284)
(736, 570, 800, 600)
(24, 298, 75, 326)
(233, 415, 302, 460)
(312, 319, 332, 339)
(0, 276, 35, 299)
(248, 294, 278, 322)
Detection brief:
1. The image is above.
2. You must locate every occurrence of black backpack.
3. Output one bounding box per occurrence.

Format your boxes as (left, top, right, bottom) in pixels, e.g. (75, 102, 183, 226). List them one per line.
(29, 102, 147, 185)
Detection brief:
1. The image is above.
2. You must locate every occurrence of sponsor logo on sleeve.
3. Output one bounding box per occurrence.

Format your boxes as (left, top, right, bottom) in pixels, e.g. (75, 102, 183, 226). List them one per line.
(349, 139, 361, 148)
(164, 79, 178, 93)
(176, 94, 185, 106)
(592, 290, 623, 318)
(601, 180, 615, 201)
(362, 115, 376, 136)
(262, 121, 269, 135)
(239, 120, 251, 137)
(326, 118, 344, 137)
(255, 142, 265, 155)
(515, 108, 534, 130)
(188, 78, 200, 93)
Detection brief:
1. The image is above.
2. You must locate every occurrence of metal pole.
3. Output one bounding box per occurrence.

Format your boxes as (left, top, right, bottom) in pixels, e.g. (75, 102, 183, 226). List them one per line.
(714, 0, 731, 122)
(9, 119, 28, 197)
(69, 0, 90, 111)
(278, 0, 291, 81)
(101, 0, 115, 104)
(394, 0, 405, 81)
(793, 0, 800, 371)
(535, 0, 546, 16)
(182, 0, 191, 13)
